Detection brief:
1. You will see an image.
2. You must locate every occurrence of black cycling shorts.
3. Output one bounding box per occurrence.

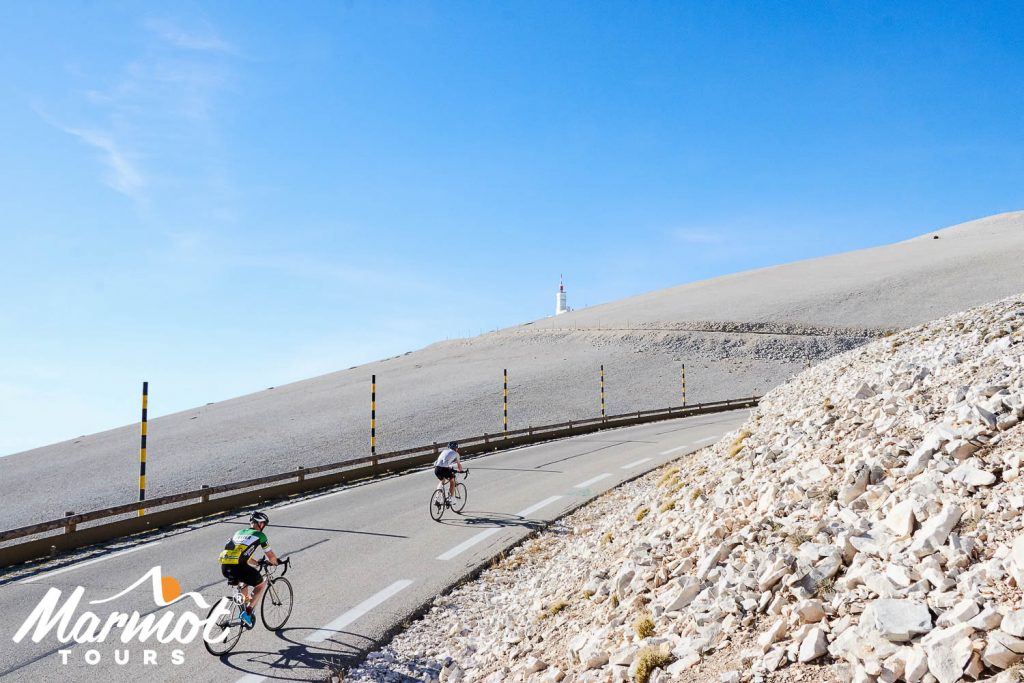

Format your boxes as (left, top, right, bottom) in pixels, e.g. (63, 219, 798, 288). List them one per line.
(434, 466, 455, 481)
(221, 562, 263, 588)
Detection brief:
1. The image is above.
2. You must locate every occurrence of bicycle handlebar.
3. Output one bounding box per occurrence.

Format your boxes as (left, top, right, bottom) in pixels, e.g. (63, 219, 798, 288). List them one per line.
(259, 557, 290, 577)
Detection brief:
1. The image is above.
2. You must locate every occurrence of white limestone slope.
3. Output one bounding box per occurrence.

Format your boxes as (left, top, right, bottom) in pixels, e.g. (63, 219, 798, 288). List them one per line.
(3, 211, 1023, 533)
(536, 211, 1024, 330)
(344, 291, 1024, 683)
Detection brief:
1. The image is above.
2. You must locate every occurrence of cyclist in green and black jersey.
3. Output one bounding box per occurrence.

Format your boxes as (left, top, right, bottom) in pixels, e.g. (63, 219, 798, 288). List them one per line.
(218, 511, 282, 628)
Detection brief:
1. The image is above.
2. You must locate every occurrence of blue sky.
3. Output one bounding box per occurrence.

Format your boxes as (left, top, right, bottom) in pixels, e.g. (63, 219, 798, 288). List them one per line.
(1, 2, 1022, 455)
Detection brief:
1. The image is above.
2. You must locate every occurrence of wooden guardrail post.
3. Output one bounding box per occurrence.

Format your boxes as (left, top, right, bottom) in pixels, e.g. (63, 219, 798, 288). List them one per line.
(297, 466, 306, 482)
(201, 485, 210, 504)
(64, 512, 75, 534)
(139, 381, 148, 517)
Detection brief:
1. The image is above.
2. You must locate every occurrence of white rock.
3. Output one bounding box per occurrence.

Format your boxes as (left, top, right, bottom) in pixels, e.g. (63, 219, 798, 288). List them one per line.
(909, 505, 962, 557)
(883, 500, 917, 538)
(922, 624, 974, 683)
(862, 599, 933, 642)
(756, 618, 787, 653)
(1001, 609, 1024, 638)
(798, 627, 828, 663)
(983, 630, 1024, 669)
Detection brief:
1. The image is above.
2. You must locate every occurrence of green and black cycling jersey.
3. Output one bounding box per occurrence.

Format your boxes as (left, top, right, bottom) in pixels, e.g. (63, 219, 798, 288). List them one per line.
(218, 527, 271, 566)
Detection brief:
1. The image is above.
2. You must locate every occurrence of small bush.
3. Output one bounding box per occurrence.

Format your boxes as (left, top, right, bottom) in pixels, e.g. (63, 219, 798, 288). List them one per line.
(600, 531, 614, 545)
(635, 507, 650, 522)
(690, 488, 703, 501)
(695, 465, 708, 476)
(727, 431, 751, 458)
(581, 590, 594, 599)
(547, 599, 569, 616)
(659, 500, 676, 512)
(656, 467, 680, 488)
(633, 615, 655, 639)
(634, 647, 674, 683)
(815, 575, 836, 597)
(609, 594, 619, 608)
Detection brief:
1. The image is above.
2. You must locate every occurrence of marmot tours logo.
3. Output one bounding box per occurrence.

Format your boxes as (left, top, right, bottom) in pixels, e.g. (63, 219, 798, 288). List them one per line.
(13, 566, 230, 666)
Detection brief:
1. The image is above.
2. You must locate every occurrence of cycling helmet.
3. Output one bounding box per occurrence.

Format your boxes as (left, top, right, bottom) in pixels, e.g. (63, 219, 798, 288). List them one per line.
(249, 511, 270, 527)
(447, 441, 458, 450)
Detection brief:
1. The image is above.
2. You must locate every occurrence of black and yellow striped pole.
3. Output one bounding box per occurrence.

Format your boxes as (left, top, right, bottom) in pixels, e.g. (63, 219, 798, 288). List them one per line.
(600, 364, 606, 420)
(371, 374, 377, 462)
(681, 363, 687, 406)
(503, 368, 508, 435)
(139, 381, 148, 517)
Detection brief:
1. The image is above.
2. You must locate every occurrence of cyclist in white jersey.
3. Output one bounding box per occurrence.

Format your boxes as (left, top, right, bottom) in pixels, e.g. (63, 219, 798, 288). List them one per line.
(433, 441, 464, 500)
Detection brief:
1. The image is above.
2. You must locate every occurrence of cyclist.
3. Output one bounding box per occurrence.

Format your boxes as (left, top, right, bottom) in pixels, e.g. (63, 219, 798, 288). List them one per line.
(434, 441, 465, 505)
(218, 511, 282, 628)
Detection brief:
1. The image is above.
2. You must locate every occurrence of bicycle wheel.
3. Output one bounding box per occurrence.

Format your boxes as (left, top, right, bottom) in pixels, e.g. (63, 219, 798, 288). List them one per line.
(261, 577, 294, 630)
(430, 489, 446, 521)
(452, 482, 468, 513)
(204, 597, 244, 656)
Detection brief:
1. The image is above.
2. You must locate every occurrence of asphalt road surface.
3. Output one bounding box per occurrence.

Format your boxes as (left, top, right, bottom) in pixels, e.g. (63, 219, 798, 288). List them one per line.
(0, 409, 749, 682)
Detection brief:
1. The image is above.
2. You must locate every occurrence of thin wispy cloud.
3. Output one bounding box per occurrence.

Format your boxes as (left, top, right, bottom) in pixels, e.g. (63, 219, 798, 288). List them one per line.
(34, 15, 237, 203)
(59, 125, 144, 198)
(144, 18, 236, 54)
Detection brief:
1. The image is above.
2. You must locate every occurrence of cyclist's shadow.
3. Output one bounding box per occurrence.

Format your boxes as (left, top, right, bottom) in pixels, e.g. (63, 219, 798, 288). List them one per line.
(222, 628, 374, 680)
(437, 509, 547, 531)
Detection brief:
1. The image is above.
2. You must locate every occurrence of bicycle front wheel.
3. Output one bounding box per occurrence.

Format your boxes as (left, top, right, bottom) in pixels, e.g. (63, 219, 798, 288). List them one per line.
(204, 597, 244, 656)
(430, 489, 446, 521)
(261, 577, 294, 630)
(452, 482, 468, 513)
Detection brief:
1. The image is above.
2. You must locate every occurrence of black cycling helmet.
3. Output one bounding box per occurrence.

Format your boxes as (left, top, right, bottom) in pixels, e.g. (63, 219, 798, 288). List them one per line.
(249, 511, 269, 527)
(447, 441, 458, 450)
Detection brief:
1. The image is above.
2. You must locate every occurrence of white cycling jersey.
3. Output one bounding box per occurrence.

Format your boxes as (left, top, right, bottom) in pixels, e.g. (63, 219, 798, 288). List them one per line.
(434, 448, 460, 468)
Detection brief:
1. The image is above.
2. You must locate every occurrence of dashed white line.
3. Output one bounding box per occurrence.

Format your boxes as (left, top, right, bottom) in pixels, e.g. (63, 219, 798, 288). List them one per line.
(19, 541, 163, 584)
(275, 487, 349, 511)
(620, 457, 652, 469)
(516, 496, 563, 518)
(574, 473, 612, 489)
(659, 445, 690, 456)
(437, 496, 564, 561)
(437, 528, 501, 561)
(234, 674, 268, 683)
(695, 436, 717, 444)
(306, 579, 414, 644)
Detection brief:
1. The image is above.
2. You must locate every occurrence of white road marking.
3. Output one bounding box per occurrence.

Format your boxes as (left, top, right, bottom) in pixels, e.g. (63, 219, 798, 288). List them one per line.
(436, 528, 501, 561)
(234, 675, 268, 683)
(19, 541, 163, 584)
(516, 496, 563, 518)
(659, 445, 690, 455)
(620, 457, 652, 469)
(695, 436, 717, 444)
(306, 579, 414, 644)
(437, 496, 564, 561)
(574, 473, 612, 489)
(275, 487, 349, 511)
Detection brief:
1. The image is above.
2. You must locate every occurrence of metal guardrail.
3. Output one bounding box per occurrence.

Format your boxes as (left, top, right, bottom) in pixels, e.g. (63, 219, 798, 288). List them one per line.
(0, 397, 758, 568)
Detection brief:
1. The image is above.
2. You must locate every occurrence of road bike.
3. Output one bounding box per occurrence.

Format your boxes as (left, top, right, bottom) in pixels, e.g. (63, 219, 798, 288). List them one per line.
(204, 558, 293, 656)
(430, 470, 469, 521)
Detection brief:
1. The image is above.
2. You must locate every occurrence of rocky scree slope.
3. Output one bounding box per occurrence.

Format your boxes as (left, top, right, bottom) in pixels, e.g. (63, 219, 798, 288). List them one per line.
(342, 292, 1024, 683)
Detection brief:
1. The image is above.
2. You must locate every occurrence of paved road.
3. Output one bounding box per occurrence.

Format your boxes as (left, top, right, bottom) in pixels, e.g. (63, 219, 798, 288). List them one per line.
(0, 409, 749, 682)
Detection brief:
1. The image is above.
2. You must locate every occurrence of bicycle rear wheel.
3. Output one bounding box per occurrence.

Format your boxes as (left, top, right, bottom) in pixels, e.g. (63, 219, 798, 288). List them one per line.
(430, 489, 446, 521)
(204, 597, 244, 656)
(261, 577, 294, 630)
(452, 482, 468, 513)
